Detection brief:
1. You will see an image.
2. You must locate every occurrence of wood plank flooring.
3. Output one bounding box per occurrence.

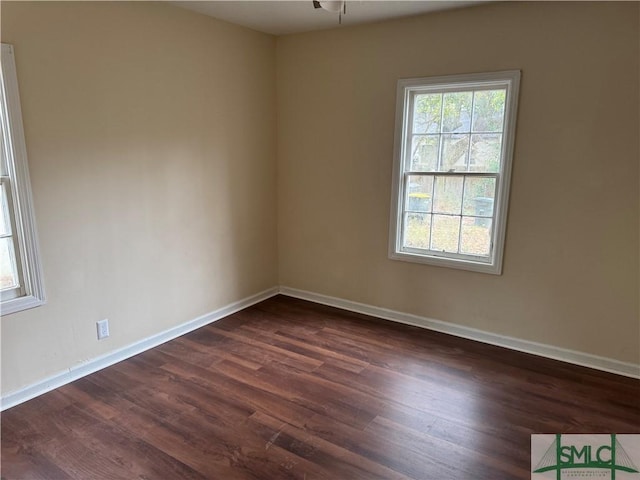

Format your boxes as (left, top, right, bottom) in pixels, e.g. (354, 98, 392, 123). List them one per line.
(2, 295, 639, 479)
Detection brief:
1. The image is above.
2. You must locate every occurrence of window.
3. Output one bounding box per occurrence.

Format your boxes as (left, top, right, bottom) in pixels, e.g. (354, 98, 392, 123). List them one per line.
(1, 43, 45, 314)
(389, 71, 520, 274)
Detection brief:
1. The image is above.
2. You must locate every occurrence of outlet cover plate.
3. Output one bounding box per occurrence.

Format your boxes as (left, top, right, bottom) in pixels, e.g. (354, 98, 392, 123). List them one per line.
(97, 319, 110, 340)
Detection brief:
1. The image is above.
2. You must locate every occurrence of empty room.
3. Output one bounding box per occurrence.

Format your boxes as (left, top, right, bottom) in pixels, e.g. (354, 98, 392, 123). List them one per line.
(0, 1, 638, 478)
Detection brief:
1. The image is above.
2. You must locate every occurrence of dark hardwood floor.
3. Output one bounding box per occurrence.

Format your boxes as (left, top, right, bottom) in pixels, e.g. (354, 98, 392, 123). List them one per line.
(2, 295, 639, 479)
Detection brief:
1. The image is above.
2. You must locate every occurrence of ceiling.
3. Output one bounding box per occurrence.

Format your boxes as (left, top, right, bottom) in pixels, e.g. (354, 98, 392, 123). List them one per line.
(171, 1, 486, 35)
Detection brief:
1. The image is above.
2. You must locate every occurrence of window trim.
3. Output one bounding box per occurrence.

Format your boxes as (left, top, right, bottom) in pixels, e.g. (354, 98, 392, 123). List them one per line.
(389, 70, 521, 275)
(1, 43, 46, 315)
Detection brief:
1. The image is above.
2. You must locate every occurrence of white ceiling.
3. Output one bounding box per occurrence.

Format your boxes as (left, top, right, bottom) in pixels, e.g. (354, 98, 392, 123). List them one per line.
(171, 1, 486, 35)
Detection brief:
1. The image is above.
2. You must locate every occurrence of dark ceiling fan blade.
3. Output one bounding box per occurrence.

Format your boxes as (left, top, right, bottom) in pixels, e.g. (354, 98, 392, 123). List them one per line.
(312, 1, 321, 8)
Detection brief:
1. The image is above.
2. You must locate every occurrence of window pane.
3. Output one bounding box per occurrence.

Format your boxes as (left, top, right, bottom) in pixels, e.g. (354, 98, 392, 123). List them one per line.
(441, 134, 470, 171)
(472, 89, 506, 133)
(431, 215, 460, 253)
(0, 236, 19, 290)
(433, 176, 463, 214)
(412, 93, 442, 134)
(460, 217, 492, 256)
(443, 91, 472, 133)
(0, 183, 12, 236)
(470, 134, 502, 172)
(409, 135, 439, 171)
(406, 175, 433, 212)
(403, 213, 431, 249)
(462, 177, 496, 216)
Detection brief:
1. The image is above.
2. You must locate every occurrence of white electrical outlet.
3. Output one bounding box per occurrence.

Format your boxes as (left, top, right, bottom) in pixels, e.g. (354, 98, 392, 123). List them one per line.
(97, 319, 110, 340)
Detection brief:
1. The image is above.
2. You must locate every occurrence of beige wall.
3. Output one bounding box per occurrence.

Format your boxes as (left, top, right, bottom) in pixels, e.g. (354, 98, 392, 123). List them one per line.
(1, 1, 278, 394)
(277, 2, 639, 364)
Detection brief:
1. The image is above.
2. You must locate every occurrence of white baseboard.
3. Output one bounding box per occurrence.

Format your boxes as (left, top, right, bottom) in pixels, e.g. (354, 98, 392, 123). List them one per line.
(3, 284, 637, 411)
(279, 286, 640, 379)
(0, 287, 280, 411)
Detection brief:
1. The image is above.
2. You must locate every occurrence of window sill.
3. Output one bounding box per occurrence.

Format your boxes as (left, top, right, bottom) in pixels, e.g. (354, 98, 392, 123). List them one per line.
(1, 295, 46, 316)
(389, 250, 502, 275)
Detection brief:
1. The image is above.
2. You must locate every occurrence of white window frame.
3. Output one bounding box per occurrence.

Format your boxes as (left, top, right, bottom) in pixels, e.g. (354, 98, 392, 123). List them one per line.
(389, 70, 520, 275)
(1, 43, 46, 315)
